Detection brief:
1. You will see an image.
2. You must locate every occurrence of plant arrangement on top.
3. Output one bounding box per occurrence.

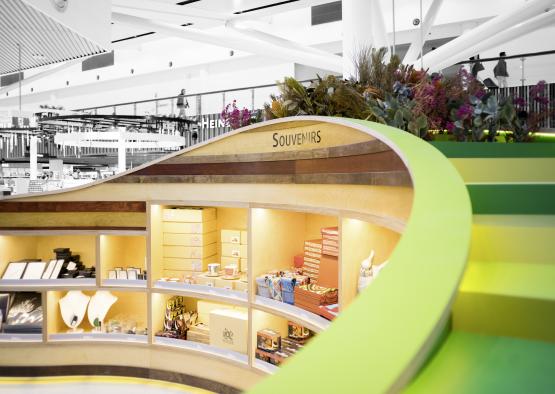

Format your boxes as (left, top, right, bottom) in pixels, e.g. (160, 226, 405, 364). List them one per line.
(221, 100, 259, 130)
(263, 47, 551, 142)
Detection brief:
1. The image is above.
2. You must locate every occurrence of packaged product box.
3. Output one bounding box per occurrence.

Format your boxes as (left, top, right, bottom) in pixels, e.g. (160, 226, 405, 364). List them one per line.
(163, 243, 217, 259)
(256, 276, 271, 298)
(209, 309, 248, 354)
(197, 300, 233, 324)
(163, 220, 217, 234)
(221, 229, 241, 244)
(240, 231, 248, 245)
(317, 255, 339, 289)
(163, 231, 218, 247)
(221, 243, 248, 258)
(187, 323, 210, 344)
(257, 329, 281, 352)
(288, 321, 310, 341)
(280, 277, 297, 305)
(163, 256, 215, 272)
(162, 207, 217, 223)
(293, 254, 304, 268)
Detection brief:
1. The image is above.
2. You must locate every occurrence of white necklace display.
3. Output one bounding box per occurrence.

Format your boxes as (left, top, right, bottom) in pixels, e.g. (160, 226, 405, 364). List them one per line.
(59, 290, 90, 333)
(87, 290, 118, 331)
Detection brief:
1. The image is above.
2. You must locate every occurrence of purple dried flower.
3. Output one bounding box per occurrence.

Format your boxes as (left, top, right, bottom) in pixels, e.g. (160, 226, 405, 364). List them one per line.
(456, 103, 473, 120)
(446, 121, 455, 132)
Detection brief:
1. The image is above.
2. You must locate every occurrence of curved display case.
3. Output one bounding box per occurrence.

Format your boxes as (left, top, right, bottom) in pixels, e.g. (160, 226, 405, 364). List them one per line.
(0, 117, 472, 393)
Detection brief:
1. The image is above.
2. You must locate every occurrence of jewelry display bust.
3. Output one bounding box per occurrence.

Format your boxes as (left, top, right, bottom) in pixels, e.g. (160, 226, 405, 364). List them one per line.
(59, 290, 90, 333)
(87, 290, 118, 331)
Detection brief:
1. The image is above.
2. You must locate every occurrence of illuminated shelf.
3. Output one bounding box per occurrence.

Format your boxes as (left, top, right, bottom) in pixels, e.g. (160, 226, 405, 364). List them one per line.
(49, 332, 148, 343)
(0, 333, 42, 342)
(102, 279, 147, 289)
(153, 336, 249, 366)
(0, 278, 96, 290)
(253, 296, 330, 333)
(154, 281, 248, 306)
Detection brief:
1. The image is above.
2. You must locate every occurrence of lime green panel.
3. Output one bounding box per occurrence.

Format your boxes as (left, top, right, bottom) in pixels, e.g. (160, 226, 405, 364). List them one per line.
(453, 290, 555, 342)
(467, 184, 555, 214)
(470, 215, 555, 264)
(451, 158, 555, 183)
(459, 261, 555, 300)
(406, 331, 555, 394)
(431, 141, 555, 158)
(249, 119, 472, 393)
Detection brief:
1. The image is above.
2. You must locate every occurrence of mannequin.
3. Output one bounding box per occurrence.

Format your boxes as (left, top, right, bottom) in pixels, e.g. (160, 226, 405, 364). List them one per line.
(87, 291, 118, 331)
(59, 291, 90, 333)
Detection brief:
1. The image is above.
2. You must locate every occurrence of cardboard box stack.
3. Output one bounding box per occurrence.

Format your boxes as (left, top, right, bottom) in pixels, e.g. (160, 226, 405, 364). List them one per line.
(318, 227, 339, 289)
(162, 207, 217, 278)
(303, 239, 322, 283)
(220, 229, 248, 273)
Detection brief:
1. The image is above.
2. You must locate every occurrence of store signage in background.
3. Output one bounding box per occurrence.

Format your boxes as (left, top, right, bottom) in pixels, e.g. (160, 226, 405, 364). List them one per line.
(272, 129, 321, 148)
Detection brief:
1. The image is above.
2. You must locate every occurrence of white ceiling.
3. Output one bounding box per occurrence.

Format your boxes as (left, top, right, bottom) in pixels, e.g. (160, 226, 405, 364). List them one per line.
(0, 0, 106, 75)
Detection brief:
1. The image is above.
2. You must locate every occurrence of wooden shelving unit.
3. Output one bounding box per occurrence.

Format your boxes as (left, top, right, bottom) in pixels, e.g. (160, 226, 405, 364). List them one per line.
(0, 202, 400, 373)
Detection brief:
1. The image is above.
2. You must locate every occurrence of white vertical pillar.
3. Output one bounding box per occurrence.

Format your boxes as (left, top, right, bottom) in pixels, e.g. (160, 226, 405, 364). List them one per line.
(343, 0, 389, 79)
(30, 136, 38, 180)
(342, 0, 374, 79)
(403, 0, 444, 64)
(118, 127, 126, 173)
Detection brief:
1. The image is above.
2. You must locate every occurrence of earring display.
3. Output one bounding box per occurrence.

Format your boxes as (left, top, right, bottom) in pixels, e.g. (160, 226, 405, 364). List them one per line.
(59, 290, 90, 333)
(108, 267, 145, 281)
(87, 291, 117, 331)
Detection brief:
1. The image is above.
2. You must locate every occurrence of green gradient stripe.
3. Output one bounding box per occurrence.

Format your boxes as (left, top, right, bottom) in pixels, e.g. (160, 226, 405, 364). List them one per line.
(406, 331, 555, 394)
(450, 158, 555, 183)
(468, 184, 555, 214)
(249, 118, 472, 393)
(431, 142, 555, 158)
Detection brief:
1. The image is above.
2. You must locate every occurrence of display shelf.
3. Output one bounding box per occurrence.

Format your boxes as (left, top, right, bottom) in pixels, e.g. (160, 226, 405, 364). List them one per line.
(0, 278, 96, 290)
(253, 296, 330, 333)
(0, 333, 43, 342)
(153, 336, 249, 366)
(253, 359, 279, 375)
(99, 234, 146, 284)
(49, 332, 148, 343)
(101, 279, 147, 289)
(154, 281, 248, 305)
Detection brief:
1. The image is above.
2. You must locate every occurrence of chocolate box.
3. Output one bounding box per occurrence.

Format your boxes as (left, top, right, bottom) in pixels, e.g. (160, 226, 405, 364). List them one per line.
(288, 321, 310, 340)
(257, 328, 281, 352)
(209, 308, 248, 354)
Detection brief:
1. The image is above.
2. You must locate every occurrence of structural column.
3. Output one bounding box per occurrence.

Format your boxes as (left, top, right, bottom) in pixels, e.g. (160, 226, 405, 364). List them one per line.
(118, 127, 127, 173)
(29, 135, 38, 180)
(342, 0, 389, 79)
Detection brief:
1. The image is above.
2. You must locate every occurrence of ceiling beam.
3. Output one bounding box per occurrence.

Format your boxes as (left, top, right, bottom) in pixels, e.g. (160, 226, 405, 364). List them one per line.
(403, 0, 445, 64)
(112, 0, 228, 22)
(419, 0, 554, 71)
(111, 12, 342, 73)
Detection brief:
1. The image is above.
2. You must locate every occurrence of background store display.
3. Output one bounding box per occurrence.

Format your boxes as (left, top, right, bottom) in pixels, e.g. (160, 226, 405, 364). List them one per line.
(0, 292, 42, 334)
(107, 267, 146, 281)
(158, 207, 248, 292)
(1, 247, 94, 281)
(255, 321, 313, 367)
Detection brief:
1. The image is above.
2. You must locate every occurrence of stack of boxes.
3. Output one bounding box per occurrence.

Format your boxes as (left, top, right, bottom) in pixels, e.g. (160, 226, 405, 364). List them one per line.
(318, 226, 339, 289)
(294, 284, 338, 317)
(303, 240, 322, 283)
(162, 207, 217, 278)
(220, 229, 248, 274)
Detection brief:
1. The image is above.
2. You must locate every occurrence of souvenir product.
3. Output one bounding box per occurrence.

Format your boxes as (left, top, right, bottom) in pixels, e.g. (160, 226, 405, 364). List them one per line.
(358, 250, 375, 293)
(2, 262, 28, 280)
(87, 291, 118, 329)
(207, 263, 220, 277)
(42, 260, 57, 279)
(257, 329, 281, 352)
(209, 308, 248, 354)
(59, 291, 90, 332)
(288, 321, 310, 340)
(3, 292, 42, 334)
